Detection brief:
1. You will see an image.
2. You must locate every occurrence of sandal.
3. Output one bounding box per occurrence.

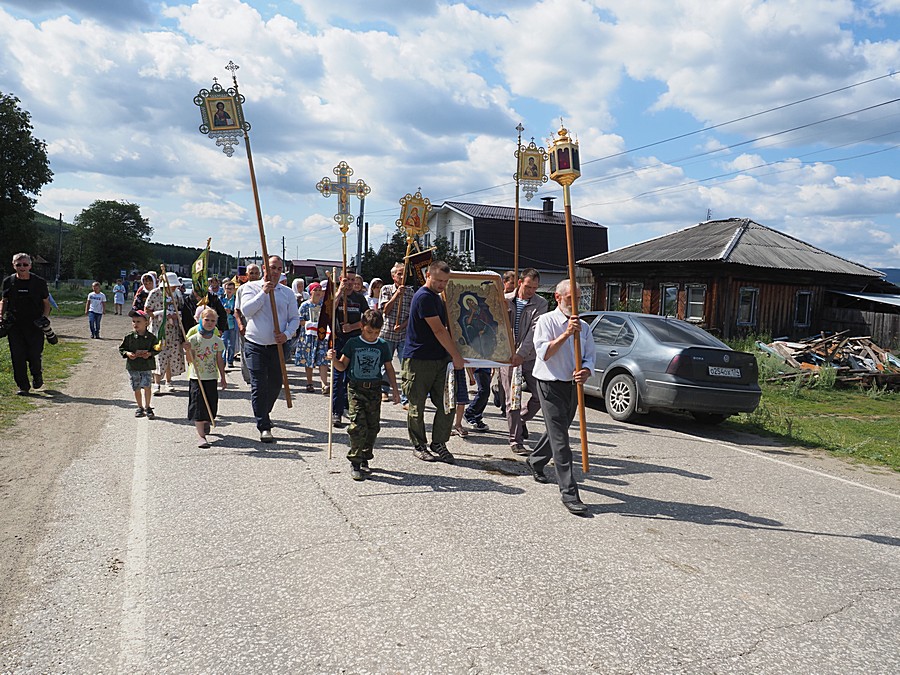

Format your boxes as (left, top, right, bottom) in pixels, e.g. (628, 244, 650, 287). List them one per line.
(306, 383, 315, 393)
(321, 385, 330, 396)
(451, 425, 468, 438)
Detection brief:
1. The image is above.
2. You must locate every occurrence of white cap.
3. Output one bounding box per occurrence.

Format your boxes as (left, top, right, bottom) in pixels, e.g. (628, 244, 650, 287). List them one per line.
(165, 272, 180, 287)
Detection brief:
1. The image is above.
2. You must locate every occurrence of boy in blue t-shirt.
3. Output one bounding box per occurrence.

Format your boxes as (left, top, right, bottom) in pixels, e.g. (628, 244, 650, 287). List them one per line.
(327, 309, 400, 481)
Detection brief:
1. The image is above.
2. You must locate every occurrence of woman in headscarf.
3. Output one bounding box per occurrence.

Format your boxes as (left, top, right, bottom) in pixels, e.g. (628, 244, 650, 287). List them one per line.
(144, 271, 186, 393)
(132, 272, 156, 312)
(291, 277, 309, 304)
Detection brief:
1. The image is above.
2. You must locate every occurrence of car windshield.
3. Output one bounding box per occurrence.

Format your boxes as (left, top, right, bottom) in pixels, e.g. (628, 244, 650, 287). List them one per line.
(634, 316, 726, 347)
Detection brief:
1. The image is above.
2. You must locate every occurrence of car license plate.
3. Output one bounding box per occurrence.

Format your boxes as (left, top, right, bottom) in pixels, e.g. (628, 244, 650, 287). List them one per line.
(709, 366, 741, 377)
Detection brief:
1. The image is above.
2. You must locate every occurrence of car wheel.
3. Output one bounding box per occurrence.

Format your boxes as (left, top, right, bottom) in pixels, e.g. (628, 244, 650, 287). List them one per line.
(691, 412, 728, 425)
(605, 373, 637, 422)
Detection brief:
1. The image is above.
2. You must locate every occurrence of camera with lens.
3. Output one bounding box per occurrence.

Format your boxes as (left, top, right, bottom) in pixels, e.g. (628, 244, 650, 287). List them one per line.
(0, 317, 9, 339)
(34, 316, 58, 345)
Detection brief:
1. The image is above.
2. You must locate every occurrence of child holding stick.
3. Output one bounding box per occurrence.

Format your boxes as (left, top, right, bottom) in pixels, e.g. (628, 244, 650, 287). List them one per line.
(184, 307, 227, 448)
(327, 309, 400, 481)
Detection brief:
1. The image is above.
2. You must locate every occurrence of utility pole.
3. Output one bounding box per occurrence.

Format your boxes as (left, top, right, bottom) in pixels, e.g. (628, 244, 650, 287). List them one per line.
(282, 235, 286, 266)
(55, 213, 63, 289)
(364, 221, 369, 259)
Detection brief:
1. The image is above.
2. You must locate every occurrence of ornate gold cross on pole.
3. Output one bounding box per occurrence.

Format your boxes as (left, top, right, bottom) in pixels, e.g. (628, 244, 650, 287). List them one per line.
(316, 161, 371, 277)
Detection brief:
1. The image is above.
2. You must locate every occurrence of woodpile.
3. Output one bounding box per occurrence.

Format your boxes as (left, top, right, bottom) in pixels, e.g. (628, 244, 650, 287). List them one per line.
(756, 330, 900, 387)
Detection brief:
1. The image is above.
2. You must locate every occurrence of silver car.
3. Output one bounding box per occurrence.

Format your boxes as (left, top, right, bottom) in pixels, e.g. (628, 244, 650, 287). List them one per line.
(581, 311, 761, 424)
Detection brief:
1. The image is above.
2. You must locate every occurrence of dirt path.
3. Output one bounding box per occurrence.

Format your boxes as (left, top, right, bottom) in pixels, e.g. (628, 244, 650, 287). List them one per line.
(0, 312, 134, 637)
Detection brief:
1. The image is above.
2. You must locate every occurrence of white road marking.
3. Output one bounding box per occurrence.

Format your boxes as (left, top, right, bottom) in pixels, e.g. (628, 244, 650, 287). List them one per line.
(117, 419, 149, 671)
(692, 436, 900, 500)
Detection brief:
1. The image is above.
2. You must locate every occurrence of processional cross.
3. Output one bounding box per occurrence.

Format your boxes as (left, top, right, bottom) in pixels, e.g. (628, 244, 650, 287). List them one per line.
(316, 161, 371, 235)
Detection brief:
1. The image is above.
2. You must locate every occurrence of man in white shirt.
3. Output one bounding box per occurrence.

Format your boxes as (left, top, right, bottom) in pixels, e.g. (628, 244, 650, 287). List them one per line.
(235, 256, 300, 442)
(527, 279, 596, 516)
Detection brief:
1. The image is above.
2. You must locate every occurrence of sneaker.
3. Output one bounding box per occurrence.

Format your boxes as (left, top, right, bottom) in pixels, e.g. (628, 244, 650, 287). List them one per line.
(511, 444, 530, 456)
(359, 460, 372, 475)
(16, 389, 29, 396)
(466, 418, 489, 431)
(260, 429, 274, 443)
(350, 464, 364, 481)
(32, 376, 43, 389)
(430, 442, 455, 464)
(412, 445, 438, 462)
(135, 407, 146, 417)
(145, 407, 155, 420)
(332, 414, 344, 428)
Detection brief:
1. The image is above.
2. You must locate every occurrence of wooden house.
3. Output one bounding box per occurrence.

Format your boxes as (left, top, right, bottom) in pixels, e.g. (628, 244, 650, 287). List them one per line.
(578, 218, 889, 340)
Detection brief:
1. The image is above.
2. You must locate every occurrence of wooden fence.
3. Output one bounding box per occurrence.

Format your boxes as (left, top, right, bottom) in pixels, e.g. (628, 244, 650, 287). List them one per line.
(820, 307, 900, 350)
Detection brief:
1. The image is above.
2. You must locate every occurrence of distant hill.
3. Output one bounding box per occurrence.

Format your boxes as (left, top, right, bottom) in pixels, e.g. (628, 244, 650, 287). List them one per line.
(879, 268, 900, 285)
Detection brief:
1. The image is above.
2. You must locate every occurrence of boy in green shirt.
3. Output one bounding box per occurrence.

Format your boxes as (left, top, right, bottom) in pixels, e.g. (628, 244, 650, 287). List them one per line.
(119, 309, 158, 418)
(327, 309, 400, 480)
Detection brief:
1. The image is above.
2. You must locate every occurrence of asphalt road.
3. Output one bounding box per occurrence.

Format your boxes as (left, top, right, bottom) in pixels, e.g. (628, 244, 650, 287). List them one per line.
(1, 314, 898, 674)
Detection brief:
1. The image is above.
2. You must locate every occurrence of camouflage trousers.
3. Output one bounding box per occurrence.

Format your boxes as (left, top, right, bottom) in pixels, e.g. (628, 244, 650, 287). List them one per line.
(347, 381, 382, 462)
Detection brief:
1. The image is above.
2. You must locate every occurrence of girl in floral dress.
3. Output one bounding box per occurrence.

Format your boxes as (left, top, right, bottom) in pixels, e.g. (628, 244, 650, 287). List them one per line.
(144, 272, 186, 393)
(295, 282, 329, 393)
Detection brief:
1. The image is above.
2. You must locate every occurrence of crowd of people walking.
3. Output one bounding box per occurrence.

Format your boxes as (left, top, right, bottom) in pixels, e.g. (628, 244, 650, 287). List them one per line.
(2, 253, 595, 516)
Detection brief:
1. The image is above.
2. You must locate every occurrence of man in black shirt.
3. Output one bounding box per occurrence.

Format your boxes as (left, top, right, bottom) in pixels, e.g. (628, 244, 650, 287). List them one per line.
(0, 253, 52, 395)
(331, 270, 369, 427)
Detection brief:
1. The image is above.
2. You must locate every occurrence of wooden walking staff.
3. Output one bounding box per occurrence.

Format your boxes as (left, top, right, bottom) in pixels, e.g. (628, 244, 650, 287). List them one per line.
(159, 265, 216, 427)
(193, 61, 292, 408)
(327, 268, 338, 460)
(547, 123, 590, 473)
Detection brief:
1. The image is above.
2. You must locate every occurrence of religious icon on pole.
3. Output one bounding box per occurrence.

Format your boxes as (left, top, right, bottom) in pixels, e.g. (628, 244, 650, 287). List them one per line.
(194, 73, 249, 157)
(396, 188, 432, 240)
(316, 161, 371, 234)
(515, 137, 549, 202)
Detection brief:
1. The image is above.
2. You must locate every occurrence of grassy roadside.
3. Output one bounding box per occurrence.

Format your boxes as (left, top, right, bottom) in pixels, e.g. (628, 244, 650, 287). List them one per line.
(0, 338, 86, 428)
(723, 335, 900, 472)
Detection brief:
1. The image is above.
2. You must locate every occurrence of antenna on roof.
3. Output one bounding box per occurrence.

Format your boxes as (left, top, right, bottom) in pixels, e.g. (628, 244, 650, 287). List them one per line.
(706, 208, 712, 221)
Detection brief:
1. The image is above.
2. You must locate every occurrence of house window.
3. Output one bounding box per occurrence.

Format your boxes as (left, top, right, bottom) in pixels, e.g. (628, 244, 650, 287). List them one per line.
(660, 283, 678, 317)
(794, 291, 812, 327)
(458, 228, 474, 253)
(422, 233, 431, 248)
(737, 287, 758, 326)
(686, 285, 706, 321)
(626, 283, 643, 312)
(606, 282, 622, 310)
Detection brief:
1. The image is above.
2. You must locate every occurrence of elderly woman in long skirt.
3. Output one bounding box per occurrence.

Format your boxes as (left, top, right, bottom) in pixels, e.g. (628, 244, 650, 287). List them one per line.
(144, 271, 186, 393)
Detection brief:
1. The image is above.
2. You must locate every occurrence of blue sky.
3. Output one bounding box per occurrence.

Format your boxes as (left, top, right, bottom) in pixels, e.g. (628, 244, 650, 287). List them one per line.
(2, 0, 900, 270)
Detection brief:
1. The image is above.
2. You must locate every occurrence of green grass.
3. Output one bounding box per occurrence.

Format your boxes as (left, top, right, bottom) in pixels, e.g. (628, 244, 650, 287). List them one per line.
(0, 338, 86, 428)
(50, 283, 101, 317)
(725, 374, 900, 472)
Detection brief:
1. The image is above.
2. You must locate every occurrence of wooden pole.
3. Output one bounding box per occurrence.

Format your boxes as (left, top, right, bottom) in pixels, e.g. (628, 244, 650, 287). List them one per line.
(327, 267, 337, 460)
(233, 76, 292, 409)
(159, 265, 215, 427)
(513, 124, 523, 281)
(562, 184, 590, 474)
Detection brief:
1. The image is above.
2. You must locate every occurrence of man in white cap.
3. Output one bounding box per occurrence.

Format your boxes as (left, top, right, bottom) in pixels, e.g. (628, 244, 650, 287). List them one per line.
(235, 256, 300, 442)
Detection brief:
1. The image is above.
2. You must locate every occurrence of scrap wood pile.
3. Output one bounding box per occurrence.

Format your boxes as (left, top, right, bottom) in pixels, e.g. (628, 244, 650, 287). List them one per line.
(756, 330, 900, 387)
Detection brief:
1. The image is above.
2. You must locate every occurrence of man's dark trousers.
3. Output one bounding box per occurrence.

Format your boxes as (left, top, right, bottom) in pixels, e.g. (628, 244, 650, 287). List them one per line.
(243, 340, 282, 431)
(347, 382, 381, 463)
(464, 368, 492, 422)
(530, 379, 581, 503)
(8, 324, 44, 392)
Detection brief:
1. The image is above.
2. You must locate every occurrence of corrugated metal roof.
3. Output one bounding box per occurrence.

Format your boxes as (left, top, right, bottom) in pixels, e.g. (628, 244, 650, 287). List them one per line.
(442, 201, 604, 228)
(829, 291, 900, 308)
(578, 218, 882, 277)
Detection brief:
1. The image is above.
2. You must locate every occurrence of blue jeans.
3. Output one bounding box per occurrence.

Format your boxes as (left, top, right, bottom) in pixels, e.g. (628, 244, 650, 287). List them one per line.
(221, 328, 237, 365)
(331, 336, 350, 416)
(243, 340, 283, 431)
(465, 368, 492, 422)
(381, 338, 408, 404)
(88, 311, 102, 337)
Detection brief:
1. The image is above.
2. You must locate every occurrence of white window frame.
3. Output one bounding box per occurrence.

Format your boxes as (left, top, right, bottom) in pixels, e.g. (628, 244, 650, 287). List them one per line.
(737, 287, 759, 326)
(686, 284, 706, 322)
(660, 283, 678, 317)
(626, 282, 643, 312)
(606, 282, 622, 311)
(794, 290, 812, 327)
